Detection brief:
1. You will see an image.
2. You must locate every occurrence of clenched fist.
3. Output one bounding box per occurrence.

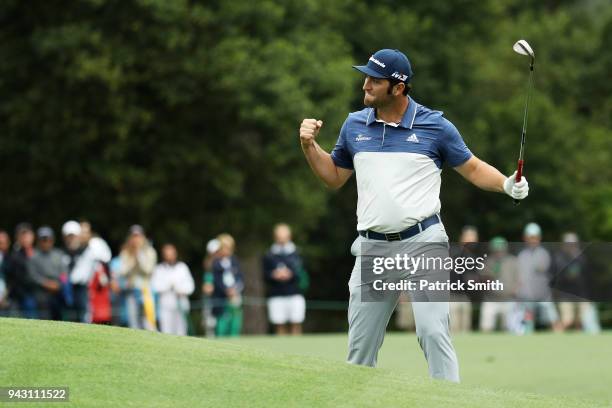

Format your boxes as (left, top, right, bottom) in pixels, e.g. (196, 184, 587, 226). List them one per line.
(300, 119, 323, 148)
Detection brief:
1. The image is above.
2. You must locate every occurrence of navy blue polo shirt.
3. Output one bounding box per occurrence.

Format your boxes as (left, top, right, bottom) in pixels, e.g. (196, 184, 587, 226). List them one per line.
(331, 96, 472, 233)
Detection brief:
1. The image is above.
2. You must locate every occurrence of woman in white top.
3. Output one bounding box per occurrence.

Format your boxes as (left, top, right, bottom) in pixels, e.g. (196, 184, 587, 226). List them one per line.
(152, 243, 195, 335)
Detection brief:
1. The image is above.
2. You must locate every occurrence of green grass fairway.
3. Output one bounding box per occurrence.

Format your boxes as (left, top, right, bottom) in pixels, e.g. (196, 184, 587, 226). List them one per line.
(0, 318, 608, 408)
(231, 332, 612, 404)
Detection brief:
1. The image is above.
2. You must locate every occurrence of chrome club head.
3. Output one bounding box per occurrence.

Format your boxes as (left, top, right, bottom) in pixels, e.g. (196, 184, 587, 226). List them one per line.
(513, 39, 535, 61)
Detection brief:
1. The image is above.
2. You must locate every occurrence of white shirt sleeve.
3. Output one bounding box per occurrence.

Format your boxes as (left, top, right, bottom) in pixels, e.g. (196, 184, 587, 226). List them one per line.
(151, 264, 172, 293)
(70, 250, 96, 285)
(173, 262, 195, 296)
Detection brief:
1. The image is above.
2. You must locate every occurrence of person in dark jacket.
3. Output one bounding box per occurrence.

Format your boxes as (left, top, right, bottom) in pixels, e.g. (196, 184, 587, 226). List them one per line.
(262, 223, 307, 335)
(4, 223, 38, 318)
(552, 232, 600, 333)
(210, 234, 243, 337)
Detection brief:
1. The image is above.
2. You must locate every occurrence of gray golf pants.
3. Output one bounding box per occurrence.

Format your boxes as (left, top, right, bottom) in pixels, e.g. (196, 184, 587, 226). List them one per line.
(346, 223, 460, 383)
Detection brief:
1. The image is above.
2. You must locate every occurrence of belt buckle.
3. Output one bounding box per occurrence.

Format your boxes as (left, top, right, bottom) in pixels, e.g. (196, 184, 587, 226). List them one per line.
(385, 232, 402, 241)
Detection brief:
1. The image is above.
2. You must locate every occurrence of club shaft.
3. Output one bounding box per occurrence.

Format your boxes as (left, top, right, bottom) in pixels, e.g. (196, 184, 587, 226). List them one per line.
(514, 60, 534, 206)
(518, 63, 534, 162)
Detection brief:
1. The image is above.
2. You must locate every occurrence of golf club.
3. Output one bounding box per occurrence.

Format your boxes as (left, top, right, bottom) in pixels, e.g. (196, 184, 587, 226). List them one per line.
(512, 39, 535, 205)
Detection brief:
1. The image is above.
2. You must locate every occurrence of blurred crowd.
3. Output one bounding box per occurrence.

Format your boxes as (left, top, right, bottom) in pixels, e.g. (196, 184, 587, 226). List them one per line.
(0, 221, 308, 338)
(1, 219, 602, 336)
(397, 222, 602, 334)
(201, 224, 308, 337)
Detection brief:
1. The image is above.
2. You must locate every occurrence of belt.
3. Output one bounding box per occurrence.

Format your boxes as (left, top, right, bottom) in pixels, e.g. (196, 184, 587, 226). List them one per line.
(358, 214, 441, 242)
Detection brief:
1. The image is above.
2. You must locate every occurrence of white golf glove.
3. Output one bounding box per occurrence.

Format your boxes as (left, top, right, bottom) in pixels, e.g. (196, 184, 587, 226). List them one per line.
(503, 171, 529, 200)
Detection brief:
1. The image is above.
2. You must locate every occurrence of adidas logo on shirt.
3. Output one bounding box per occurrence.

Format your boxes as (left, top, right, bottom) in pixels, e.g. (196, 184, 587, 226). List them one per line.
(406, 133, 419, 143)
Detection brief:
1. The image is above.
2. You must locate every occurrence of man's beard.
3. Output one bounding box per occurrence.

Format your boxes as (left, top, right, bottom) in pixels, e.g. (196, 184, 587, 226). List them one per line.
(364, 95, 391, 108)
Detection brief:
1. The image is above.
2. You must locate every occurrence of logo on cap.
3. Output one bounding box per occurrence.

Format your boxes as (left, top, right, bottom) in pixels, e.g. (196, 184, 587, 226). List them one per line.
(369, 56, 386, 68)
(391, 72, 408, 81)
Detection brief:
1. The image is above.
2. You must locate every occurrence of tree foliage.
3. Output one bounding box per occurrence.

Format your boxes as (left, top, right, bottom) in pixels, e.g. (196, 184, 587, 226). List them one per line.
(1, 0, 611, 303)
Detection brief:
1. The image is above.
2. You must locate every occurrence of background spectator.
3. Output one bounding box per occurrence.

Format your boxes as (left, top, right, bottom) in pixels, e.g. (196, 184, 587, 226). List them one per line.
(479, 236, 520, 333)
(29, 227, 64, 320)
(517, 223, 563, 333)
(88, 260, 112, 325)
(4, 223, 37, 318)
(449, 225, 479, 332)
(71, 221, 112, 289)
(262, 223, 307, 335)
(79, 221, 112, 325)
(0, 230, 11, 312)
(118, 225, 157, 330)
(210, 233, 243, 337)
(62, 220, 88, 322)
(202, 238, 221, 337)
(152, 243, 195, 336)
(109, 254, 128, 326)
(552, 232, 601, 333)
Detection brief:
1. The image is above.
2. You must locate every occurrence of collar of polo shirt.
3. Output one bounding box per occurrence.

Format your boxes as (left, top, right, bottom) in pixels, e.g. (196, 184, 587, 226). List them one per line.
(375, 118, 399, 127)
(366, 96, 418, 129)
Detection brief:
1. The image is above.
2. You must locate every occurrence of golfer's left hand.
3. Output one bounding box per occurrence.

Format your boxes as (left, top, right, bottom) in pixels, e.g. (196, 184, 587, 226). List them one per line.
(503, 171, 529, 200)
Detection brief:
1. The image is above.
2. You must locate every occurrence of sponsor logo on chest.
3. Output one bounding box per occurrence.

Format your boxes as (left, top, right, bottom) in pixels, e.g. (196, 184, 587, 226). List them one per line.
(406, 133, 419, 143)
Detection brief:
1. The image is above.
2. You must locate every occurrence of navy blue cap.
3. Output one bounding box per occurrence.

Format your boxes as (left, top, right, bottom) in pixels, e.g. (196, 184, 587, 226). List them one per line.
(353, 49, 413, 83)
(37, 226, 55, 239)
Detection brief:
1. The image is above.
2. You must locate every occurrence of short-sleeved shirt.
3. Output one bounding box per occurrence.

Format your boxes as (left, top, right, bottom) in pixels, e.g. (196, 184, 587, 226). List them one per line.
(331, 96, 472, 233)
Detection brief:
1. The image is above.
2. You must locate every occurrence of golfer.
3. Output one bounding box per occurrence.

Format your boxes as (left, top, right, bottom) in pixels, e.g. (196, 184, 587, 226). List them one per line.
(299, 49, 529, 382)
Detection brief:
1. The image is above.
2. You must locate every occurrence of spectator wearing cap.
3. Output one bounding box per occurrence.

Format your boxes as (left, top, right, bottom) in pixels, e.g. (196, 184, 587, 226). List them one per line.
(61, 220, 88, 322)
(210, 233, 244, 337)
(0, 230, 12, 312)
(262, 223, 308, 335)
(29, 227, 64, 320)
(152, 243, 195, 335)
(552, 232, 601, 333)
(479, 236, 520, 333)
(517, 223, 563, 333)
(4, 223, 37, 318)
(201, 238, 221, 337)
(118, 225, 157, 330)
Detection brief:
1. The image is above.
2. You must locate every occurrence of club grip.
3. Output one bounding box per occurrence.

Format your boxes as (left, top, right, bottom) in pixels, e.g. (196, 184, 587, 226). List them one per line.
(515, 160, 524, 182)
(513, 159, 524, 205)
